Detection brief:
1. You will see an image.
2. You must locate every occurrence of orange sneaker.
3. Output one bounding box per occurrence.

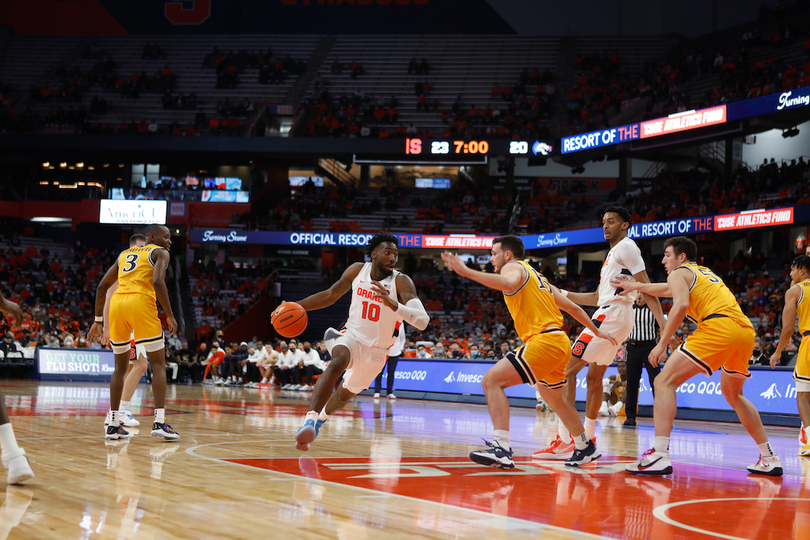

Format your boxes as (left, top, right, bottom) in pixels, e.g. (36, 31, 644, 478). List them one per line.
(532, 435, 575, 460)
(800, 425, 807, 445)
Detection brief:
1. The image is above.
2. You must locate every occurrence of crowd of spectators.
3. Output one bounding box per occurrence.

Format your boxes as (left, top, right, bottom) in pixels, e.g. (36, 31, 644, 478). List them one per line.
(203, 46, 307, 89)
(567, 0, 810, 135)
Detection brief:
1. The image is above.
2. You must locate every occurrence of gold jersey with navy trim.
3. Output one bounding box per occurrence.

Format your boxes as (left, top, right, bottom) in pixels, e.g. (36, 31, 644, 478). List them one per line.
(677, 263, 752, 329)
(503, 261, 563, 342)
(115, 244, 161, 299)
(796, 279, 810, 336)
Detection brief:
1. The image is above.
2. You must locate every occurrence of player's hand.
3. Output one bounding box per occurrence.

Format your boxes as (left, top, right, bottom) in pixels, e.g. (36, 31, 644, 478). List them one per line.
(440, 251, 467, 276)
(668, 336, 680, 352)
(769, 351, 780, 369)
(609, 276, 640, 295)
(101, 329, 111, 347)
(87, 322, 103, 344)
(594, 329, 618, 346)
(648, 342, 668, 368)
(1, 300, 23, 331)
(167, 316, 178, 336)
(370, 281, 398, 311)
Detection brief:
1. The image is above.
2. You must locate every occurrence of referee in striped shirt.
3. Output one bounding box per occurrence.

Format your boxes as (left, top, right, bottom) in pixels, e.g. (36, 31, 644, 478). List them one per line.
(623, 294, 660, 427)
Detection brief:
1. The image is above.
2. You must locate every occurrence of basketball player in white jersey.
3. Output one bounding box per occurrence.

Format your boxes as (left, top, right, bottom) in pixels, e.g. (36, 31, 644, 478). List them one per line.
(535, 206, 669, 460)
(292, 233, 429, 450)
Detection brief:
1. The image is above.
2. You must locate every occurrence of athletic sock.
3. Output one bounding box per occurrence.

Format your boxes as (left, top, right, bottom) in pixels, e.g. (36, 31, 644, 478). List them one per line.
(493, 430, 510, 449)
(318, 406, 331, 422)
(574, 431, 589, 450)
(758, 441, 776, 458)
(119, 400, 130, 412)
(558, 419, 571, 441)
(154, 408, 165, 424)
(653, 436, 670, 454)
(0, 423, 21, 455)
(305, 411, 318, 423)
(584, 417, 597, 440)
(110, 410, 119, 426)
(261, 378, 268, 384)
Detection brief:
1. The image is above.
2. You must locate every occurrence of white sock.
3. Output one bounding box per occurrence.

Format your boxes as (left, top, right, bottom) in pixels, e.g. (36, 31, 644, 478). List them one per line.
(119, 400, 130, 412)
(653, 436, 670, 454)
(110, 410, 119, 426)
(758, 441, 775, 458)
(261, 378, 268, 383)
(573, 431, 589, 450)
(493, 430, 510, 449)
(318, 407, 330, 422)
(155, 408, 165, 424)
(558, 419, 571, 441)
(584, 417, 597, 440)
(0, 423, 21, 456)
(306, 410, 318, 422)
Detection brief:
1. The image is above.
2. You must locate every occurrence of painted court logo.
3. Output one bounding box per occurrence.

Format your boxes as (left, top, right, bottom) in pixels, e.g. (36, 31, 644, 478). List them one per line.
(760, 383, 782, 400)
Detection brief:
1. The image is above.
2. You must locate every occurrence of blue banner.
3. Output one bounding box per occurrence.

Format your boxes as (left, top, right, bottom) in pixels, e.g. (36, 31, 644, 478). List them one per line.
(727, 86, 810, 121)
(382, 360, 798, 414)
(561, 124, 640, 154)
(521, 229, 605, 249)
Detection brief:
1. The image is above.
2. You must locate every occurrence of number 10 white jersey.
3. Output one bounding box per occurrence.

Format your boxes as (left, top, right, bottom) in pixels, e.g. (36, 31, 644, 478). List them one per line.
(345, 262, 403, 349)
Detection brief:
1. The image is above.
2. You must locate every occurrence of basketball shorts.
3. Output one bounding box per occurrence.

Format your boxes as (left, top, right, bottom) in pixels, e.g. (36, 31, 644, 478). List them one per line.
(572, 303, 634, 366)
(507, 330, 571, 389)
(109, 293, 164, 355)
(679, 317, 754, 378)
(793, 337, 810, 392)
(129, 343, 147, 362)
(329, 329, 390, 394)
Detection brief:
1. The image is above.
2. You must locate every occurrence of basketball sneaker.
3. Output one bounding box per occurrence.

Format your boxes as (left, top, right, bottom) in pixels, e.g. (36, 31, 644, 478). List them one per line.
(532, 435, 575, 460)
(800, 443, 810, 457)
(151, 422, 180, 441)
(801, 425, 807, 445)
(2, 449, 35, 485)
(387, 394, 396, 400)
(105, 424, 133, 441)
(535, 401, 547, 412)
(373, 393, 381, 398)
(469, 440, 514, 470)
(747, 455, 783, 476)
(104, 410, 139, 427)
(626, 448, 673, 475)
(295, 418, 325, 451)
(565, 440, 602, 467)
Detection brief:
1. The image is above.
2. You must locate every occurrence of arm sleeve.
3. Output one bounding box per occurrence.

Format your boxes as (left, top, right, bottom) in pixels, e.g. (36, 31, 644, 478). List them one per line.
(396, 298, 430, 331)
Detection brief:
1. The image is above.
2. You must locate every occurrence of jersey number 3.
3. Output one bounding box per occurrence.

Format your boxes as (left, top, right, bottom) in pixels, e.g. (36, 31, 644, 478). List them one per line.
(122, 254, 139, 273)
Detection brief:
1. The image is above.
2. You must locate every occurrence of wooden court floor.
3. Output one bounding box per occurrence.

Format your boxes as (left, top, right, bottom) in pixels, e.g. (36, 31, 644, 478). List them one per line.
(1, 380, 808, 540)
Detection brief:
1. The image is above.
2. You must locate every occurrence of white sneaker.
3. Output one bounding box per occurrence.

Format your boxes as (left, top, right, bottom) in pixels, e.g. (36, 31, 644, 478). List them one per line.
(598, 403, 609, 417)
(747, 455, 783, 476)
(300, 385, 313, 391)
(2, 449, 35, 485)
(387, 394, 396, 400)
(373, 393, 381, 398)
(119, 410, 140, 427)
(608, 403, 622, 417)
(626, 448, 672, 475)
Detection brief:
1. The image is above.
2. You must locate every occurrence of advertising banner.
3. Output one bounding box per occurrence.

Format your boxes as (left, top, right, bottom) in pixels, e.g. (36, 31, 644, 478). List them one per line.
(383, 360, 798, 414)
(35, 348, 146, 383)
(99, 200, 167, 225)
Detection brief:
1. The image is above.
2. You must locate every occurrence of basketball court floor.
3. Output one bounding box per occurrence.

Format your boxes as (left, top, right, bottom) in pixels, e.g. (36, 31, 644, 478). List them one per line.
(1, 380, 807, 539)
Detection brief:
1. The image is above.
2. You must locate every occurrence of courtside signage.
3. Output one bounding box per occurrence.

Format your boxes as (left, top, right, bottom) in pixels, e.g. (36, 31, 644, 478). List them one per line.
(99, 200, 167, 224)
(714, 208, 794, 231)
(36, 347, 117, 382)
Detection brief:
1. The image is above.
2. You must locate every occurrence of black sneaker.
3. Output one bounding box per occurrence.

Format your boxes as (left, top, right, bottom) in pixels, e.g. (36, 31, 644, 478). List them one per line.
(565, 440, 602, 467)
(469, 439, 515, 469)
(105, 424, 133, 440)
(624, 417, 637, 427)
(151, 422, 180, 441)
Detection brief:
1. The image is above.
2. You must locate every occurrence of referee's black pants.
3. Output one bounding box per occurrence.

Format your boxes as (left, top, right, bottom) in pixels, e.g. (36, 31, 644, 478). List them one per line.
(625, 340, 660, 420)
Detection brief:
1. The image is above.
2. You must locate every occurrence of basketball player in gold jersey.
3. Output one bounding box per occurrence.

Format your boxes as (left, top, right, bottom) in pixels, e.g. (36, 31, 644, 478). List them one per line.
(442, 235, 617, 469)
(614, 236, 782, 475)
(770, 254, 810, 455)
(88, 224, 180, 441)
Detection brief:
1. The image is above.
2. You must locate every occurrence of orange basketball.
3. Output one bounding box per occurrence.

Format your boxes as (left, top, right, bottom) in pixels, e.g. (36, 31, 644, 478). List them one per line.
(272, 302, 308, 338)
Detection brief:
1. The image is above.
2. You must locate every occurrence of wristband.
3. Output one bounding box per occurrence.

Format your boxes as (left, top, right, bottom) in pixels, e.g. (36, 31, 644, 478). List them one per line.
(94, 316, 103, 323)
(560, 289, 569, 298)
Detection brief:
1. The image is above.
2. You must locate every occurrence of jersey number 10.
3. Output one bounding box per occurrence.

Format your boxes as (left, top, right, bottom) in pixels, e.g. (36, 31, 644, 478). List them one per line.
(361, 301, 380, 322)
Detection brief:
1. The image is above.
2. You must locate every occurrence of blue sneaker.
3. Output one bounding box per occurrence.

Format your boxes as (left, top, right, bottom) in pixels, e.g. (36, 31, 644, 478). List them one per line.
(469, 439, 514, 469)
(296, 418, 325, 451)
(565, 440, 602, 467)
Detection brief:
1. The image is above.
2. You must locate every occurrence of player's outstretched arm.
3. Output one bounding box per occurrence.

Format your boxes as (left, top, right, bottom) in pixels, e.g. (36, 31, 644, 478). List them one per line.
(88, 261, 119, 343)
(551, 286, 617, 346)
(370, 274, 430, 331)
(151, 248, 178, 336)
(564, 290, 599, 307)
(610, 275, 671, 297)
(632, 269, 673, 347)
(0, 288, 23, 331)
(297, 262, 363, 311)
(440, 251, 523, 294)
(771, 285, 799, 368)
(648, 269, 691, 367)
